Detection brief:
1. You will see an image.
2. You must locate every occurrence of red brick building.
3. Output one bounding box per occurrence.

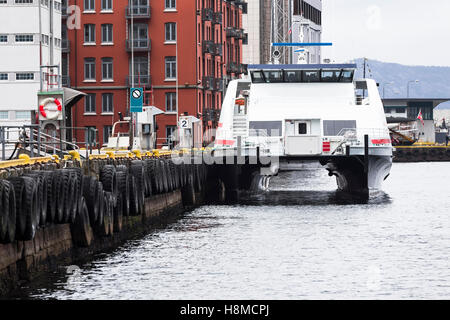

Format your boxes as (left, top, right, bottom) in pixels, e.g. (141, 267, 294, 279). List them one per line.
(62, 0, 246, 148)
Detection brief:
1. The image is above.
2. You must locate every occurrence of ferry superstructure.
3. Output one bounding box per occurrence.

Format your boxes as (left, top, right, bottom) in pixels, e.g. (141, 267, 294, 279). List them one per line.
(214, 64, 393, 195)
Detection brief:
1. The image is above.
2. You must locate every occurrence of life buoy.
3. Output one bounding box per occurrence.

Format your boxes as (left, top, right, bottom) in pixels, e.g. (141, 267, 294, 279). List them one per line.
(39, 98, 62, 120)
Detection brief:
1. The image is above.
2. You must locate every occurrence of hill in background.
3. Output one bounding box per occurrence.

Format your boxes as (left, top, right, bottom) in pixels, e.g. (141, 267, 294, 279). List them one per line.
(350, 58, 450, 109)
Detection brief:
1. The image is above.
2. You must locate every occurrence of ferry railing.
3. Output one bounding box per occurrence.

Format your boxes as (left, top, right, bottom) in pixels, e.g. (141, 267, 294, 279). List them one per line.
(337, 128, 390, 147)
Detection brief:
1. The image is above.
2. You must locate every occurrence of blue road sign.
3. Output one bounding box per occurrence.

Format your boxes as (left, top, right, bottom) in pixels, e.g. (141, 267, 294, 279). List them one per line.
(130, 87, 143, 112)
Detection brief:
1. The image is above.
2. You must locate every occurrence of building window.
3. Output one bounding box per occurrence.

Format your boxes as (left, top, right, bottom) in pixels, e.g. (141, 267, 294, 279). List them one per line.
(84, 58, 95, 80)
(15, 0, 34, 3)
(0, 35, 7, 43)
(102, 93, 113, 113)
(84, 24, 95, 44)
(165, 92, 176, 112)
(0, 111, 8, 119)
(103, 125, 112, 144)
(101, 0, 112, 11)
(16, 73, 34, 80)
(101, 24, 113, 43)
(54, 1, 61, 11)
(101, 57, 113, 80)
(0, 73, 8, 80)
(0, 0, 7, 3)
(15, 111, 31, 120)
(85, 93, 96, 113)
(166, 125, 176, 148)
(85, 126, 97, 144)
(165, 23, 176, 42)
(165, 57, 176, 80)
(165, 0, 175, 9)
(84, 0, 95, 11)
(15, 34, 34, 42)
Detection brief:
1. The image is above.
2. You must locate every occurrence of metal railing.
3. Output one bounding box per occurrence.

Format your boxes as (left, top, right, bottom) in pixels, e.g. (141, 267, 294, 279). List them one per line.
(125, 5, 151, 19)
(337, 128, 391, 146)
(0, 125, 99, 161)
(126, 39, 151, 51)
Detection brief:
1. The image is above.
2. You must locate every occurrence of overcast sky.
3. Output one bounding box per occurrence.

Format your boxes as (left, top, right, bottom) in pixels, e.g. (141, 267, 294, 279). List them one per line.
(321, 0, 450, 66)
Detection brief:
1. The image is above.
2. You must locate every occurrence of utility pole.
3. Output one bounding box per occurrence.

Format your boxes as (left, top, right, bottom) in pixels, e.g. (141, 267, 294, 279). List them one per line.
(129, 1, 134, 150)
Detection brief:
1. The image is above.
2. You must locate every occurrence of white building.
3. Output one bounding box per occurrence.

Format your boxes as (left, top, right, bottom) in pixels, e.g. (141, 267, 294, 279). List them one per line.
(242, 0, 322, 65)
(0, 0, 61, 131)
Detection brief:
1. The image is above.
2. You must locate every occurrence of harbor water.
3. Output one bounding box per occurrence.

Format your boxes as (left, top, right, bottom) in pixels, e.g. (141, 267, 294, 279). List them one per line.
(11, 162, 450, 299)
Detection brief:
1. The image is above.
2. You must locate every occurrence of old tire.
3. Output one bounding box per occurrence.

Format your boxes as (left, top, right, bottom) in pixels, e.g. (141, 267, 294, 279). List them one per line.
(82, 176, 100, 225)
(113, 193, 123, 233)
(71, 197, 93, 247)
(117, 171, 130, 217)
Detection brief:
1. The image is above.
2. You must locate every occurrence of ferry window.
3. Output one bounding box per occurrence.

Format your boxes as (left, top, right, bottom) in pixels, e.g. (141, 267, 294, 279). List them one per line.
(263, 70, 283, 83)
(251, 71, 265, 83)
(340, 70, 354, 83)
(303, 71, 320, 82)
(298, 123, 307, 134)
(321, 70, 340, 82)
(284, 70, 302, 82)
(249, 121, 282, 137)
(323, 120, 356, 136)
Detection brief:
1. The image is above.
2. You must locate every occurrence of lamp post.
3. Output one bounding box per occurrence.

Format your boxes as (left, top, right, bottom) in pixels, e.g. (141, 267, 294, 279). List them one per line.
(383, 81, 394, 98)
(407, 80, 419, 98)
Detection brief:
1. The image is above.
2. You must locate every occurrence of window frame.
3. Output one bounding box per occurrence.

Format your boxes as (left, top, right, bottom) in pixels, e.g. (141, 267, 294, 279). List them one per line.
(101, 57, 113, 80)
(165, 56, 176, 80)
(84, 57, 96, 80)
(102, 93, 113, 113)
(101, 24, 113, 44)
(84, 93, 96, 114)
(165, 92, 177, 112)
(165, 22, 176, 42)
(84, 24, 96, 44)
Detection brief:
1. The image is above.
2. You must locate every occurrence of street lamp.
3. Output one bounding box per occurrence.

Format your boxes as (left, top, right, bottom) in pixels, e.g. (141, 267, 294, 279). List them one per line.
(383, 81, 394, 98)
(407, 80, 420, 98)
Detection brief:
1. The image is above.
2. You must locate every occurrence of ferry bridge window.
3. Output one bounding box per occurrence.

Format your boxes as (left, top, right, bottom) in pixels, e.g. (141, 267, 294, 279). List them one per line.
(249, 121, 282, 137)
(251, 71, 265, 83)
(321, 70, 341, 82)
(263, 70, 283, 83)
(284, 70, 302, 82)
(340, 70, 354, 83)
(303, 71, 320, 82)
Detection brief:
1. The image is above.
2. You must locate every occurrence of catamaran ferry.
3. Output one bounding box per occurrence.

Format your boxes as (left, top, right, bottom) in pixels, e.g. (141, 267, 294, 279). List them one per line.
(214, 64, 393, 195)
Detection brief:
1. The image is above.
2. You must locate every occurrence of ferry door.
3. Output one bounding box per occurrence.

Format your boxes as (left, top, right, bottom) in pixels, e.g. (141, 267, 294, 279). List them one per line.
(284, 120, 320, 155)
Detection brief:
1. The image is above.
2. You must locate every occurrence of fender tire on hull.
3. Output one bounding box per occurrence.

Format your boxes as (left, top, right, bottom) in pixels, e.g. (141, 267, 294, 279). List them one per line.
(116, 171, 130, 217)
(9, 177, 38, 241)
(82, 176, 100, 225)
(113, 193, 123, 233)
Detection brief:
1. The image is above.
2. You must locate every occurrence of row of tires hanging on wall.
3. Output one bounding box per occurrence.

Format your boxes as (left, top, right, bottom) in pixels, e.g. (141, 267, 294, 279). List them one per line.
(394, 147, 450, 161)
(0, 158, 207, 247)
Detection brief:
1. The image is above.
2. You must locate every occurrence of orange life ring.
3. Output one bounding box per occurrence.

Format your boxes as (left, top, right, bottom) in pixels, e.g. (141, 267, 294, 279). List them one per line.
(39, 98, 62, 120)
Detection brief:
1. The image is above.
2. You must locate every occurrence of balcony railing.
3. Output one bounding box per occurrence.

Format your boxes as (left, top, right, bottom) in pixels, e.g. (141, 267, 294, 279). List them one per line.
(214, 43, 223, 56)
(61, 39, 70, 53)
(126, 75, 151, 87)
(126, 39, 151, 51)
(61, 75, 70, 87)
(202, 41, 215, 54)
(202, 108, 220, 122)
(202, 8, 213, 21)
(213, 12, 223, 24)
(61, 6, 68, 18)
(125, 5, 151, 19)
(202, 77, 215, 90)
(215, 78, 224, 91)
(226, 27, 244, 39)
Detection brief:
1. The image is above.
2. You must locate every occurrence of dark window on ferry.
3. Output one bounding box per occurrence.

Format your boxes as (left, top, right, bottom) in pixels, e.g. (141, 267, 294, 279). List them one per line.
(263, 70, 283, 83)
(251, 71, 265, 83)
(340, 70, 354, 83)
(249, 121, 282, 137)
(298, 123, 307, 134)
(321, 70, 340, 82)
(323, 120, 357, 136)
(284, 70, 302, 82)
(303, 71, 320, 82)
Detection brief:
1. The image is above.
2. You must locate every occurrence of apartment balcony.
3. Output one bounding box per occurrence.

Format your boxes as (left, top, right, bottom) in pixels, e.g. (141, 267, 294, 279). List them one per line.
(214, 43, 223, 56)
(61, 75, 70, 87)
(202, 108, 219, 122)
(126, 75, 151, 88)
(214, 78, 224, 91)
(202, 8, 213, 21)
(226, 27, 244, 39)
(126, 5, 151, 19)
(126, 39, 151, 52)
(213, 12, 223, 24)
(226, 62, 239, 74)
(61, 39, 70, 53)
(202, 76, 215, 91)
(202, 41, 215, 55)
